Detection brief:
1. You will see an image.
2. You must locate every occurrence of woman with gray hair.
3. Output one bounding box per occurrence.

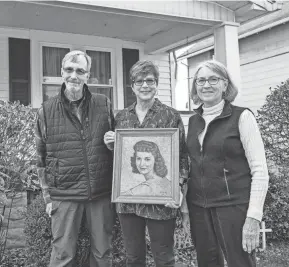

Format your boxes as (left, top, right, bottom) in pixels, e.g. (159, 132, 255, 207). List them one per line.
(185, 60, 269, 267)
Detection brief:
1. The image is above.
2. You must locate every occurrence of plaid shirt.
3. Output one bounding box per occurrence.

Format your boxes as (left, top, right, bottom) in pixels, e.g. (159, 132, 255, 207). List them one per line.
(115, 98, 189, 220)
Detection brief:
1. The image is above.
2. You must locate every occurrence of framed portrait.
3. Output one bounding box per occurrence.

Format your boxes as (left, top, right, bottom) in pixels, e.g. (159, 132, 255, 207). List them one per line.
(111, 128, 180, 205)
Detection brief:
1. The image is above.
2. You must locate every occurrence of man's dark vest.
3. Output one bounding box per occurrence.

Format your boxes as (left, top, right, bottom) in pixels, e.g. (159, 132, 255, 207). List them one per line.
(43, 88, 113, 201)
(186, 101, 252, 207)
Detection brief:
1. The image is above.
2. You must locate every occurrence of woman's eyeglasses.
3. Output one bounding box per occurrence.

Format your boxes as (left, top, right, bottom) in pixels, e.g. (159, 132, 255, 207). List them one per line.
(63, 67, 88, 76)
(195, 77, 226, 86)
(133, 78, 157, 86)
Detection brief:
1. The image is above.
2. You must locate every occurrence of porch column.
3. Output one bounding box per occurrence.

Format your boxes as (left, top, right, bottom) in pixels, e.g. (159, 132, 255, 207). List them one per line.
(214, 22, 241, 95)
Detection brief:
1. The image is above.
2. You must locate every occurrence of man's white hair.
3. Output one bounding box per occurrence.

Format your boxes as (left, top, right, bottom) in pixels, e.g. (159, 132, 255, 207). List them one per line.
(62, 50, 92, 72)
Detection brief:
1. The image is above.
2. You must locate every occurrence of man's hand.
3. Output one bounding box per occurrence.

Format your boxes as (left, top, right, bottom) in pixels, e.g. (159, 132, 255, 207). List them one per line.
(242, 217, 260, 253)
(46, 203, 52, 217)
(104, 131, 115, 150)
(104, 131, 115, 145)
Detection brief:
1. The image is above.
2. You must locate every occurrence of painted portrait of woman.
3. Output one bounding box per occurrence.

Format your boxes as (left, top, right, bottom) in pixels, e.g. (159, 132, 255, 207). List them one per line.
(122, 140, 171, 197)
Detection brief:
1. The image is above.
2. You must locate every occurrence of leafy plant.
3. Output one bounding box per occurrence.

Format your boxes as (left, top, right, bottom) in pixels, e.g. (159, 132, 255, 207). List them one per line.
(0, 100, 40, 261)
(257, 79, 289, 241)
(0, 101, 40, 196)
(257, 80, 289, 166)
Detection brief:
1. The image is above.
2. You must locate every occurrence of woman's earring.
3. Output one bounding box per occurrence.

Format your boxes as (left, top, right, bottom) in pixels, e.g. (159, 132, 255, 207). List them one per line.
(155, 90, 159, 97)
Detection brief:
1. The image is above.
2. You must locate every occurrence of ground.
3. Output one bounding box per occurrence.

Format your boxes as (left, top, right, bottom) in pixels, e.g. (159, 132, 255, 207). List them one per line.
(1, 241, 288, 266)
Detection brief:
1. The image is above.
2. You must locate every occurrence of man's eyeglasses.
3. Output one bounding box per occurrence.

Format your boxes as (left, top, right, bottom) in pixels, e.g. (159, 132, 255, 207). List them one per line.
(63, 67, 88, 76)
(133, 78, 157, 86)
(195, 77, 226, 86)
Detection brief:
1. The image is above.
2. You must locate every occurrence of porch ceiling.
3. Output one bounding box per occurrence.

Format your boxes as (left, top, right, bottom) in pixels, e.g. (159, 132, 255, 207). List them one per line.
(0, 1, 219, 54)
(0, 1, 281, 54)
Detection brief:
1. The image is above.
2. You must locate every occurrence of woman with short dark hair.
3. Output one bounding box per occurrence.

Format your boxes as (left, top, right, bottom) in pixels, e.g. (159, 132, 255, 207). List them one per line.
(104, 60, 189, 267)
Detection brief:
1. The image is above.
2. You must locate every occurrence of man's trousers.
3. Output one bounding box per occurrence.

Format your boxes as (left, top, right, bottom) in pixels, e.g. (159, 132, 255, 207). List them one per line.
(49, 195, 115, 267)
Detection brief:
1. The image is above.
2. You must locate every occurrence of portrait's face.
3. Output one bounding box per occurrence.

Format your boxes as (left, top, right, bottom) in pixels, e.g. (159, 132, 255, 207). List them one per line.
(196, 66, 227, 108)
(61, 55, 90, 94)
(132, 74, 157, 102)
(135, 151, 155, 176)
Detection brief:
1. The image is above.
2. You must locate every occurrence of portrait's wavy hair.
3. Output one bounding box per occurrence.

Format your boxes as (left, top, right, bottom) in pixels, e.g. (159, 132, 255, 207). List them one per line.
(61, 50, 92, 72)
(190, 60, 239, 105)
(129, 60, 159, 86)
(131, 140, 168, 177)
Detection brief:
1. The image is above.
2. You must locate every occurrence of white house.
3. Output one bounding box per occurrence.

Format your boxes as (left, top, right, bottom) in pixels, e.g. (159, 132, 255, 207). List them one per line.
(177, 0, 288, 114)
(0, 0, 281, 113)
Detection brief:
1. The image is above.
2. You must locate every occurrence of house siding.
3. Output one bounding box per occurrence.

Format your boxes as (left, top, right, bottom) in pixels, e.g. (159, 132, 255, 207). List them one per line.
(186, 22, 289, 114)
(239, 22, 289, 113)
(143, 53, 172, 107)
(0, 36, 9, 101)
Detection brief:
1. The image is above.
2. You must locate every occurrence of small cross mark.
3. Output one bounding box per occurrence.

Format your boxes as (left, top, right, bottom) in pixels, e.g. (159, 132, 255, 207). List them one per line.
(259, 221, 272, 251)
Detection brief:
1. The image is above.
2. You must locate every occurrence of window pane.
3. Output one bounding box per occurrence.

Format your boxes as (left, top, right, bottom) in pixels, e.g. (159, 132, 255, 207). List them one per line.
(42, 84, 60, 101)
(89, 86, 113, 105)
(86, 50, 111, 85)
(43, 47, 69, 77)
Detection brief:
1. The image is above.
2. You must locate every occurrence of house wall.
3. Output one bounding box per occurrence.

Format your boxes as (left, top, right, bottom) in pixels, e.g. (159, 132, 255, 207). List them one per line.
(144, 53, 172, 107)
(0, 27, 173, 109)
(185, 22, 289, 114)
(239, 22, 289, 114)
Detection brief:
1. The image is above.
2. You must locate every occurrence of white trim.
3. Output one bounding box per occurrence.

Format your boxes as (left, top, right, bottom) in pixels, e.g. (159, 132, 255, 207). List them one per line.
(85, 45, 117, 108)
(25, 0, 224, 26)
(0, 27, 29, 38)
(177, 18, 289, 61)
(146, 28, 215, 55)
(239, 17, 289, 39)
(39, 42, 72, 104)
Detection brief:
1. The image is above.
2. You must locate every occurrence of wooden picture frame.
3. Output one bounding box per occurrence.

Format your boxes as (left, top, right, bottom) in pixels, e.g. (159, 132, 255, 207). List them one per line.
(111, 128, 180, 205)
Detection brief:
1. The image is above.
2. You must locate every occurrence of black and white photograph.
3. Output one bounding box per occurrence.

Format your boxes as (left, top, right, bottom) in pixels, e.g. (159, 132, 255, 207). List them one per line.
(0, 1, 288, 267)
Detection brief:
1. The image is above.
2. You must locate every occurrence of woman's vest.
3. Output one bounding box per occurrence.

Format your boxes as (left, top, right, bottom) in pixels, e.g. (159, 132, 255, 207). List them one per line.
(186, 102, 252, 207)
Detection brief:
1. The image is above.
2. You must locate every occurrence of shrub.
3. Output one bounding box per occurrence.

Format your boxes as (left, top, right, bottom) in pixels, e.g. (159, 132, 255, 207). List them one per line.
(262, 168, 289, 241)
(24, 194, 52, 267)
(0, 101, 39, 194)
(257, 80, 289, 166)
(0, 101, 40, 261)
(257, 79, 289, 241)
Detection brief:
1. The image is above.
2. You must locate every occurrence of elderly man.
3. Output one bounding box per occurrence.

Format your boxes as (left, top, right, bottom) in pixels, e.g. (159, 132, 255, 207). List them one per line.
(35, 50, 115, 267)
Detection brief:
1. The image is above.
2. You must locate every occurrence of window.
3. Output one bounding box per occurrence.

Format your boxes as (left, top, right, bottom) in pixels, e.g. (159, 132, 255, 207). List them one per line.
(86, 50, 113, 103)
(9, 38, 30, 105)
(42, 46, 70, 101)
(122, 48, 139, 107)
(41, 46, 114, 104)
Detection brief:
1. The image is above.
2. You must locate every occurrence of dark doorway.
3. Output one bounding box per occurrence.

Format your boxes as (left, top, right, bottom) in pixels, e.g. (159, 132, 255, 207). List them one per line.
(122, 48, 139, 108)
(9, 38, 30, 105)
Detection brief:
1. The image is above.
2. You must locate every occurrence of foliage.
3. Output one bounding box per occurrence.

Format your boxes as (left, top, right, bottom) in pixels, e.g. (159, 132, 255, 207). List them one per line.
(0, 247, 27, 267)
(262, 168, 289, 241)
(0, 101, 40, 261)
(257, 80, 289, 166)
(24, 194, 52, 267)
(257, 79, 289, 241)
(0, 101, 40, 201)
